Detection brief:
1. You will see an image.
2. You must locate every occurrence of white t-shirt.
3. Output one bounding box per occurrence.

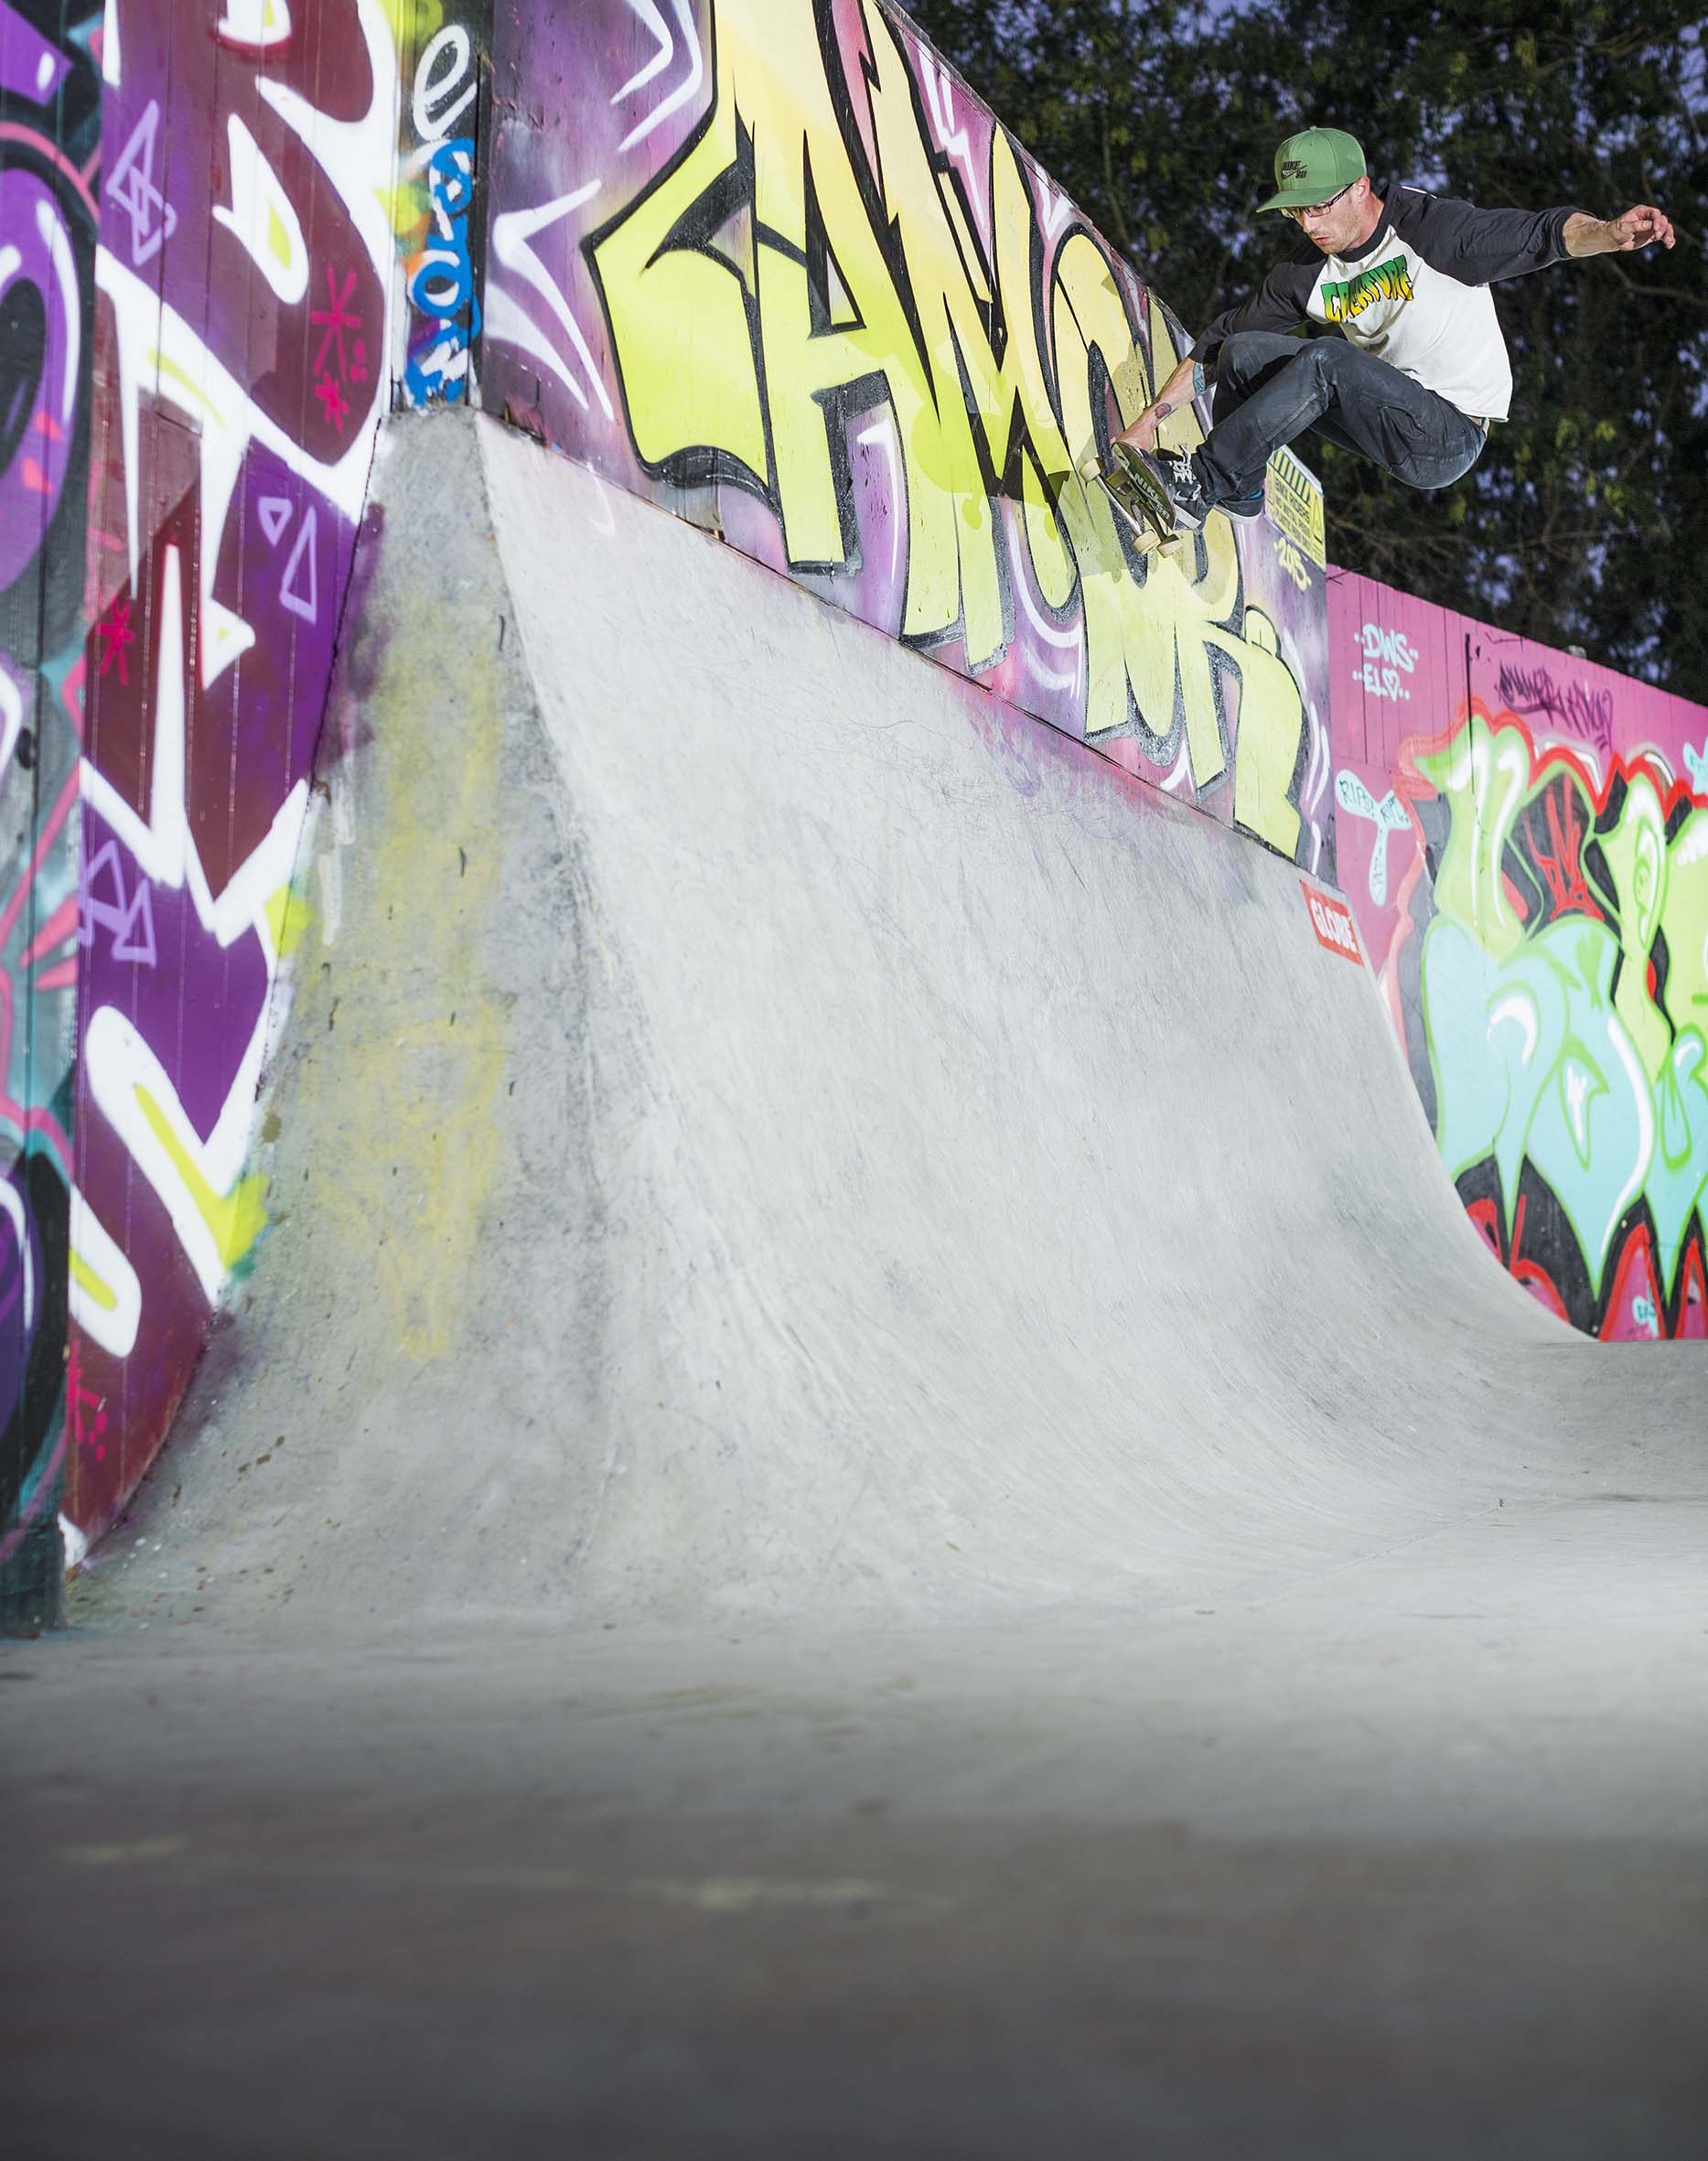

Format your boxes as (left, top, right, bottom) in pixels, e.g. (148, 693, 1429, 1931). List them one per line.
(1193, 184, 1581, 424)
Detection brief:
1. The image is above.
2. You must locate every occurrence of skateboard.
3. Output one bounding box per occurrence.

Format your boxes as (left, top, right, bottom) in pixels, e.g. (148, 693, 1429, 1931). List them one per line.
(1081, 441, 1184, 556)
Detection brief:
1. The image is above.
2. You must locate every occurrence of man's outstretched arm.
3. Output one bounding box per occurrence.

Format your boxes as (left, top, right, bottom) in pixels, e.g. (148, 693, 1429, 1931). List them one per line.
(1392, 186, 1676, 281)
(1563, 205, 1676, 255)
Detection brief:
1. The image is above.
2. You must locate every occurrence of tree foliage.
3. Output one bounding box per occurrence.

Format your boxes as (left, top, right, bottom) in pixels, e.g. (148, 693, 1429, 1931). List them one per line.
(908, 0, 1707, 700)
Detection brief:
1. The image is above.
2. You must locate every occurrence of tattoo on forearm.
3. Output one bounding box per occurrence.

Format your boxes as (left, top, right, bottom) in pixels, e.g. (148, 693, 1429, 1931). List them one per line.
(1153, 362, 1208, 425)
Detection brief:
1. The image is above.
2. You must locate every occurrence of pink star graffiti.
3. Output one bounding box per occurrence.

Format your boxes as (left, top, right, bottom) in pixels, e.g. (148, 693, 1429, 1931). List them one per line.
(67, 1335, 109, 1462)
(310, 264, 362, 381)
(314, 371, 350, 433)
(96, 597, 134, 684)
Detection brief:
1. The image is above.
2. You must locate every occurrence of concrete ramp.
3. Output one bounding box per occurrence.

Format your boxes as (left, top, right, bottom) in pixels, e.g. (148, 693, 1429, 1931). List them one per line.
(20, 409, 1708, 2161)
(89, 409, 1702, 1632)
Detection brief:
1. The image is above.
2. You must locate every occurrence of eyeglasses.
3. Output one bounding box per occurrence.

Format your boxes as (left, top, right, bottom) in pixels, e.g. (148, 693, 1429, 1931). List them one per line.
(1285, 181, 1355, 224)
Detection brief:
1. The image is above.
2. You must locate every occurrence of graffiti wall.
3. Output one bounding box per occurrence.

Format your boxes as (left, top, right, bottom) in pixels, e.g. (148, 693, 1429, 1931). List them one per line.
(0, 0, 92, 1623)
(57, 0, 409, 1559)
(33, 0, 1689, 1587)
(480, 0, 1334, 871)
(395, 0, 490, 408)
(1330, 568, 1708, 1340)
(18, 0, 1341, 1581)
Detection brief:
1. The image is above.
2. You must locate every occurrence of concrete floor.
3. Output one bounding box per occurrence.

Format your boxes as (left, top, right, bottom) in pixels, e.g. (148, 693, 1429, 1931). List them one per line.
(10, 1480, 1708, 2159)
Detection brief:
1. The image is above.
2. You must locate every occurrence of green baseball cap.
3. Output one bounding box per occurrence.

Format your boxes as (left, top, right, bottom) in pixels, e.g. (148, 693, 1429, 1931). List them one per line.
(1257, 127, 1368, 213)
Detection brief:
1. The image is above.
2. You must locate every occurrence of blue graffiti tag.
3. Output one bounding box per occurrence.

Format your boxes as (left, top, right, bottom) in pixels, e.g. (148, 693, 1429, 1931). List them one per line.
(403, 135, 481, 406)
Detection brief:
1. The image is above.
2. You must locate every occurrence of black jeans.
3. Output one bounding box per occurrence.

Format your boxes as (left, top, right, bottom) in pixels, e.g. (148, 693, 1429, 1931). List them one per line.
(1197, 331, 1487, 505)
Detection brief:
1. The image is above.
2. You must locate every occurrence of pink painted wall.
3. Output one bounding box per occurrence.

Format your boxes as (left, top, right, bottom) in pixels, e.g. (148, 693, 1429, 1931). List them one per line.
(1328, 567, 1708, 1339)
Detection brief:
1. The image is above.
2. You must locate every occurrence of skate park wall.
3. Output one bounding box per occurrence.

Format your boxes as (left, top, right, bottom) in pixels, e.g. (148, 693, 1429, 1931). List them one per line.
(6, 0, 1702, 1606)
(16, 0, 1339, 1581)
(5, 0, 455, 1591)
(478, 0, 1334, 867)
(0, 4, 91, 1625)
(1327, 569, 1708, 1341)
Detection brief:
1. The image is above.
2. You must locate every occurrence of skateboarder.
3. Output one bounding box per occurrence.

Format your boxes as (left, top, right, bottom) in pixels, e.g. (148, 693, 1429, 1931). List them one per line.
(1096, 126, 1675, 549)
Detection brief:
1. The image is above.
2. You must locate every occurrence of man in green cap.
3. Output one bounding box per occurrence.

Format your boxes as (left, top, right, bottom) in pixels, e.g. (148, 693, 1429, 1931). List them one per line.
(1101, 126, 1674, 544)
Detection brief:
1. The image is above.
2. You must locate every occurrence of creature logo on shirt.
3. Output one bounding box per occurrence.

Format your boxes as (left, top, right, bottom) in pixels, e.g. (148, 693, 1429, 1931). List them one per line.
(1321, 253, 1415, 324)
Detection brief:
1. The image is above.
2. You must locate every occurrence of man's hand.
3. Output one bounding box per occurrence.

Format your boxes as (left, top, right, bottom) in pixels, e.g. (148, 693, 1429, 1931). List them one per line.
(1109, 353, 1204, 462)
(1118, 406, 1165, 457)
(1565, 205, 1676, 256)
(1607, 204, 1675, 251)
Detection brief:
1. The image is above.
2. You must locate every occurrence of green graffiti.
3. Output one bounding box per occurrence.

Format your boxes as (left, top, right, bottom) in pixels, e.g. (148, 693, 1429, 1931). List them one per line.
(1411, 707, 1708, 1307)
(1320, 254, 1414, 325)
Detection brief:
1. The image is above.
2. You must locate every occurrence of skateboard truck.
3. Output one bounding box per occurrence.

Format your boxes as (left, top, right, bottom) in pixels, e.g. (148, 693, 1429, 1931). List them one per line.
(1080, 443, 1183, 556)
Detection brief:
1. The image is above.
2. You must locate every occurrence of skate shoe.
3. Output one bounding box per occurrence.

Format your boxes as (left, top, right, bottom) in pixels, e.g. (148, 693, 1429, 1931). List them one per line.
(1142, 444, 1211, 532)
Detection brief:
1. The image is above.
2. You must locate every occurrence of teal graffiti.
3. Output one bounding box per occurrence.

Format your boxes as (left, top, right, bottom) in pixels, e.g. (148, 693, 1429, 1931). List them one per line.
(1407, 705, 1708, 1316)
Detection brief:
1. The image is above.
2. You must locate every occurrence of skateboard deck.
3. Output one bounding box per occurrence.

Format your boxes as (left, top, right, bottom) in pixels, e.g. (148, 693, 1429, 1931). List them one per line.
(1082, 446, 1182, 556)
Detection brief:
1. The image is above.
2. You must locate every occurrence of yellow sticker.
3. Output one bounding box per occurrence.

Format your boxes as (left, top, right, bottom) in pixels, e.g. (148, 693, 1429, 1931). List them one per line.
(1264, 445, 1326, 570)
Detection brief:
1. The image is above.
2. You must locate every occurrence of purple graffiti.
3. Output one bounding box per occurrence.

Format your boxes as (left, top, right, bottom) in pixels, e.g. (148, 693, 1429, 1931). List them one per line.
(0, 0, 91, 1616)
(0, 0, 68, 106)
(80, 838, 157, 968)
(0, 167, 79, 589)
(1496, 661, 1617, 758)
(103, 97, 177, 265)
